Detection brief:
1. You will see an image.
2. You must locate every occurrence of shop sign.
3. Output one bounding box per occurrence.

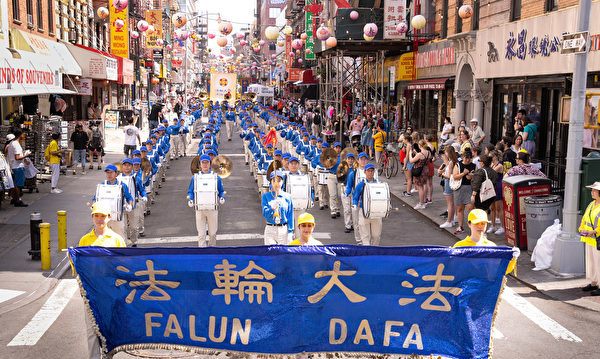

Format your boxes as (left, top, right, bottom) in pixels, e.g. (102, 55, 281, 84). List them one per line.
(109, 1, 129, 58)
(105, 110, 119, 129)
(383, 52, 415, 82)
(0, 62, 59, 89)
(504, 29, 561, 61)
(153, 49, 163, 60)
(415, 47, 455, 69)
(389, 66, 396, 95)
(305, 0, 315, 60)
(285, 35, 292, 70)
(119, 58, 134, 85)
(66, 77, 93, 95)
(153, 62, 161, 76)
(146, 10, 163, 49)
(288, 68, 303, 82)
(89, 57, 118, 81)
(383, 0, 406, 40)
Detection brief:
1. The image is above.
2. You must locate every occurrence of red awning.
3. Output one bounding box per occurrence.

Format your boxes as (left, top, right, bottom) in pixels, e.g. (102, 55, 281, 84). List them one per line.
(293, 70, 317, 86)
(407, 77, 449, 90)
(74, 44, 117, 59)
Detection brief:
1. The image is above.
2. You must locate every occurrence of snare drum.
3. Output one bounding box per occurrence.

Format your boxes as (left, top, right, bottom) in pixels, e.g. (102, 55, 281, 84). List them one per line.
(259, 171, 270, 188)
(286, 174, 312, 210)
(361, 182, 390, 219)
(193, 173, 218, 210)
(317, 168, 328, 185)
(95, 183, 124, 221)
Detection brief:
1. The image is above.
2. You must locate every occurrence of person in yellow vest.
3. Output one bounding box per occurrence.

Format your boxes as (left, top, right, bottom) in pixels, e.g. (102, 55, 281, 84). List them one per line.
(579, 181, 600, 296)
(77, 202, 125, 359)
(47, 133, 67, 194)
(454, 209, 516, 274)
(289, 213, 322, 245)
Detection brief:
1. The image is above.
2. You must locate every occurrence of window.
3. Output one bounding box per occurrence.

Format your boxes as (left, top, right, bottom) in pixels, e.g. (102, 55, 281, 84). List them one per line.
(269, 7, 281, 19)
(37, 0, 44, 30)
(456, 0, 463, 34)
(12, 0, 20, 21)
(48, 0, 54, 33)
(27, 0, 34, 25)
(441, 0, 448, 39)
(545, 0, 558, 12)
(472, 0, 480, 31)
(511, 0, 521, 21)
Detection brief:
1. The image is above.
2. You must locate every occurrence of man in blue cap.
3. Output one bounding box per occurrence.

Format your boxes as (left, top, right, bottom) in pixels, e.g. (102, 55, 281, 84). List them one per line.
(179, 118, 189, 157)
(118, 158, 147, 246)
(225, 106, 236, 141)
(262, 170, 294, 244)
(286, 156, 314, 237)
(132, 157, 148, 236)
(326, 142, 343, 218)
(345, 152, 370, 243)
(167, 118, 182, 160)
(92, 164, 135, 243)
(312, 141, 330, 210)
(352, 163, 383, 245)
(187, 154, 225, 247)
(341, 153, 357, 233)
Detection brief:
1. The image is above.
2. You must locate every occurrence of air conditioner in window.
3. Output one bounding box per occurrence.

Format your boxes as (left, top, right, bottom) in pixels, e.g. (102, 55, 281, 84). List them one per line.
(69, 28, 77, 43)
(27, 14, 34, 26)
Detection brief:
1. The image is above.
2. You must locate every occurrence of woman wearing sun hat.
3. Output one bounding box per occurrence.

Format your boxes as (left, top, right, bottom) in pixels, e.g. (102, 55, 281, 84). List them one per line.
(579, 181, 600, 296)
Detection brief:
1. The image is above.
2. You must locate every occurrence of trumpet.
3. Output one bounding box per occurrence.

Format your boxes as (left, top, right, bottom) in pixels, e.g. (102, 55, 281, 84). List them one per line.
(198, 92, 209, 101)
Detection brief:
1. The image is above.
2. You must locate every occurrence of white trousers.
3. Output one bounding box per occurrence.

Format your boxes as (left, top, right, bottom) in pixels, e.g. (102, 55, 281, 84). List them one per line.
(124, 209, 137, 245)
(352, 206, 361, 244)
(358, 212, 383, 246)
(585, 244, 600, 284)
(196, 209, 218, 247)
(170, 135, 180, 158)
(180, 133, 188, 154)
(50, 163, 60, 188)
(108, 218, 125, 242)
(311, 124, 321, 137)
(137, 201, 145, 233)
(327, 173, 340, 213)
(293, 209, 302, 238)
(341, 190, 352, 229)
(264, 225, 288, 245)
(226, 121, 234, 140)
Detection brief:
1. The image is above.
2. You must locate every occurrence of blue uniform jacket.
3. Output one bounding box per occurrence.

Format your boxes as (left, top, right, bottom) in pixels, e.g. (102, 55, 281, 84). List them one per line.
(93, 179, 134, 205)
(261, 191, 294, 233)
(187, 170, 225, 200)
(353, 178, 377, 208)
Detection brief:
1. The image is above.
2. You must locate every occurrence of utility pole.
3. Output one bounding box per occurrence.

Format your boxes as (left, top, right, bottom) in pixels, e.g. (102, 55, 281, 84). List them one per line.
(552, 0, 592, 275)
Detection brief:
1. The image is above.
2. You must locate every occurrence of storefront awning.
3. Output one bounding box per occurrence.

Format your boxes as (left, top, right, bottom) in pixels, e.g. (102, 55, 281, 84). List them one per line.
(293, 70, 317, 86)
(63, 42, 118, 81)
(117, 57, 134, 85)
(11, 29, 82, 76)
(0, 47, 76, 97)
(407, 77, 450, 90)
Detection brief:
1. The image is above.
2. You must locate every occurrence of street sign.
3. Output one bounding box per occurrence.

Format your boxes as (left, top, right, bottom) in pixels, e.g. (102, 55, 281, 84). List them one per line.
(561, 31, 588, 54)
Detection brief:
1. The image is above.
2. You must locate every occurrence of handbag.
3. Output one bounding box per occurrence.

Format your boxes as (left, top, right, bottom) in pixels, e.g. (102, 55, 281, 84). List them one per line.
(479, 168, 496, 202)
(411, 163, 423, 177)
(449, 163, 462, 191)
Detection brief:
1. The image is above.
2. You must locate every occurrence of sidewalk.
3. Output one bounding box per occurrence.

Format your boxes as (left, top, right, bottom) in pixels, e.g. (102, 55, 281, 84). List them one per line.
(383, 166, 600, 312)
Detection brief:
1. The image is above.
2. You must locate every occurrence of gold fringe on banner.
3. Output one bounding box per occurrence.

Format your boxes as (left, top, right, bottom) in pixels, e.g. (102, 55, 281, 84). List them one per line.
(488, 276, 508, 359)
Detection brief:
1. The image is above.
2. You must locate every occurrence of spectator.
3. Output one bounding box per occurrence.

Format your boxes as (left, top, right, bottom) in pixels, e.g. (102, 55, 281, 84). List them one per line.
(472, 146, 482, 169)
(459, 130, 473, 154)
(361, 120, 374, 159)
(441, 117, 453, 144)
(488, 150, 505, 235)
(500, 137, 517, 172)
(87, 102, 98, 120)
(349, 115, 364, 145)
(148, 103, 164, 133)
(123, 118, 141, 158)
(70, 123, 89, 175)
(513, 109, 527, 137)
(47, 133, 66, 193)
(372, 122, 386, 163)
(402, 135, 416, 197)
(579, 181, 600, 297)
(522, 118, 537, 157)
(439, 145, 458, 228)
(424, 136, 436, 203)
(470, 154, 498, 211)
(409, 141, 428, 209)
(452, 148, 476, 234)
(6, 131, 29, 207)
(505, 151, 546, 177)
(470, 119, 486, 147)
(88, 121, 104, 170)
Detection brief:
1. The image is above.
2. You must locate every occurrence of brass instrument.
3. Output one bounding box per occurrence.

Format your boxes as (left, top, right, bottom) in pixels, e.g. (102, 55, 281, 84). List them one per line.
(320, 148, 338, 169)
(266, 160, 284, 182)
(141, 158, 152, 177)
(336, 159, 357, 184)
(340, 147, 359, 162)
(211, 155, 233, 179)
(244, 92, 257, 101)
(198, 92, 209, 101)
(190, 155, 201, 174)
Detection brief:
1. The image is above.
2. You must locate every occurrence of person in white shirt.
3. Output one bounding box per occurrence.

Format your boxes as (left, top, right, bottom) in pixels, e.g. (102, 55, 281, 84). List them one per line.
(470, 119, 486, 147)
(441, 117, 454, 144)
(122, 118, 141, 158)
(6, 130, 29, 207)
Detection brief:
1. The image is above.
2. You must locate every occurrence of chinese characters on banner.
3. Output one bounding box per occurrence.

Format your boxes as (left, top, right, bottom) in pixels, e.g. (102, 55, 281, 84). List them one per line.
(384, 0, 407, 40)
(305, 0, 315, 60)
(69, 245, 513, 358)
(210, 73, 237, 101)
(109, 2, 128, 57)
(145, 10, 163, 49)
(285, 35, 292, 70)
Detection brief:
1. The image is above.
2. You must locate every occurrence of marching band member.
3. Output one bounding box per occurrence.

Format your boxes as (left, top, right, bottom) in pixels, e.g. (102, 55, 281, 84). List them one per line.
(262, 170, 294, 244)
(352, 163, 383, 246)
(187, 154, 225, 247)
(92, 164, 134, 243)
(168, 118, 182, 159)
(118, 158, 147, 246)
(132, 157, 147, 237)
(287, 156, 314, 238)
(327, 142, 343, 219)
(341, 153, 356, 233)
(288, 213, 322, 246)
(282, 152, 291, 171)
(179, 118, 189, 156)
(311, 141, 329, 210)
(225, 106, 236, 141)
(345, 152, 369, 244)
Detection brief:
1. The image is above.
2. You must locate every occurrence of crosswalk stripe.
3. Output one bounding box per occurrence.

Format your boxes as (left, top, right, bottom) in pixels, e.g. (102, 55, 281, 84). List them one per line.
(139, 232, 332, 245)
(0, 289, 25, 304)
(502, 286, 582, 342)
(7, 279, 78, 346)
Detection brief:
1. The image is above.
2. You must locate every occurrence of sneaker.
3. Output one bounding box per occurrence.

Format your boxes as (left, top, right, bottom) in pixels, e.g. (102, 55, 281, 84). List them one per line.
(410, 189, 418, 193)
(453, 227, 464, 234)
(73, 170, 76, 175)
(51, 188, 63, 194)
(344, 227, 352, 233)
(97, 166, 102, 170)
(486, 226, 496, 234)
(427, 199, 432, 203)
(82, 171, 86, 175)
(331, 213, 336, 218)
(495, 218, 501, 225)
(89, 165, 94, 170)
(439, 221, 453, 228)
(494, 227, 505, 235)
(319, 205, 325, 210)
(439, 211, 448, 217)
(402, 191, 412, 197)
(336, 212, 341, 217)
(413, 203, 425, 210)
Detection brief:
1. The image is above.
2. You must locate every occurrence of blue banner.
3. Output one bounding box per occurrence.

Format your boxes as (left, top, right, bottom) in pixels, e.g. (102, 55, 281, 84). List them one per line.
(69, 245, 513, 358)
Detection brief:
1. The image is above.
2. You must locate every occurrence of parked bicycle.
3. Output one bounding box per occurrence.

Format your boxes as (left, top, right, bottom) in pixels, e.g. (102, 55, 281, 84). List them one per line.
(377, 143, 399, 179)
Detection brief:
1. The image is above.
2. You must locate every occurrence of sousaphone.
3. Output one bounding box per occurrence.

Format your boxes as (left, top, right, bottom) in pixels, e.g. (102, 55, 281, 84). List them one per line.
(266, 160, 284, 182)
(211, 155, 233, 179)
(340, 147, 359, 162)
(320, 148, 338, 169)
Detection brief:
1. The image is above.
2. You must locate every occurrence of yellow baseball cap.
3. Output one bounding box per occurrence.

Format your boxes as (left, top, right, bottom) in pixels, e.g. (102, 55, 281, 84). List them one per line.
(467, 209, 490, 224)
(297, 213, 315, 226)
(91, 202, 112, 216)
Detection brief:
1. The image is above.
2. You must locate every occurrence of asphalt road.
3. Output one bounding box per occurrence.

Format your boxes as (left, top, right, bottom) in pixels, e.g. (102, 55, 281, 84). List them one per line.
(1, 132, 599, 359)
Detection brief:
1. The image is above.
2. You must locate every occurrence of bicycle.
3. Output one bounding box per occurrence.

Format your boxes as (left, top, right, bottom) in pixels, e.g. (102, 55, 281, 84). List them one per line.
(377, 143, 399, 179)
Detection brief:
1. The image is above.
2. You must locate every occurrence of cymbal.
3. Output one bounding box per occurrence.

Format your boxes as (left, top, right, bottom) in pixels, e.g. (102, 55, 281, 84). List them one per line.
(211, 155, 233, 179)
(336, 160, 349, 183)
(266, 160, 283, 182)
(112, 162, 122, 173)
(340, 147, 358, 162)
(320, 148, 338, 169)
(141, 158, 151, 176)
(190, 155, 201, 174)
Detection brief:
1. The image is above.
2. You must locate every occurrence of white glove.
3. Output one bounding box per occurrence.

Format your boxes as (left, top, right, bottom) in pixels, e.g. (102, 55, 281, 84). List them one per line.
(310, 201, 314, 208)
(125, 204, 133, 212)
(141, 197, 148, 202)
(219, 197, 225, 205)
(188, 200, 194, 208)
(352, 205, 357, 210)
(157, 163, 162, 168)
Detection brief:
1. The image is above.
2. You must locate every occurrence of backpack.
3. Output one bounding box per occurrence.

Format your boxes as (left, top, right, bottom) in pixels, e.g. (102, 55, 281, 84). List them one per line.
(313, 113, 321, 125)
(91, 127, 102, 148)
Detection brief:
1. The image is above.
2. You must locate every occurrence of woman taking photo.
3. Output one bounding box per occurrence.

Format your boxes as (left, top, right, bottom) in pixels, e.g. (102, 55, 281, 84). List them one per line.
(408, 141, 428, 210)
(402, 135, 414, 197)
(470, 154, 498, 212)
(452, 148, 476, 234)
(439, 146, 458, 228)
(488, 150, 505, 235)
